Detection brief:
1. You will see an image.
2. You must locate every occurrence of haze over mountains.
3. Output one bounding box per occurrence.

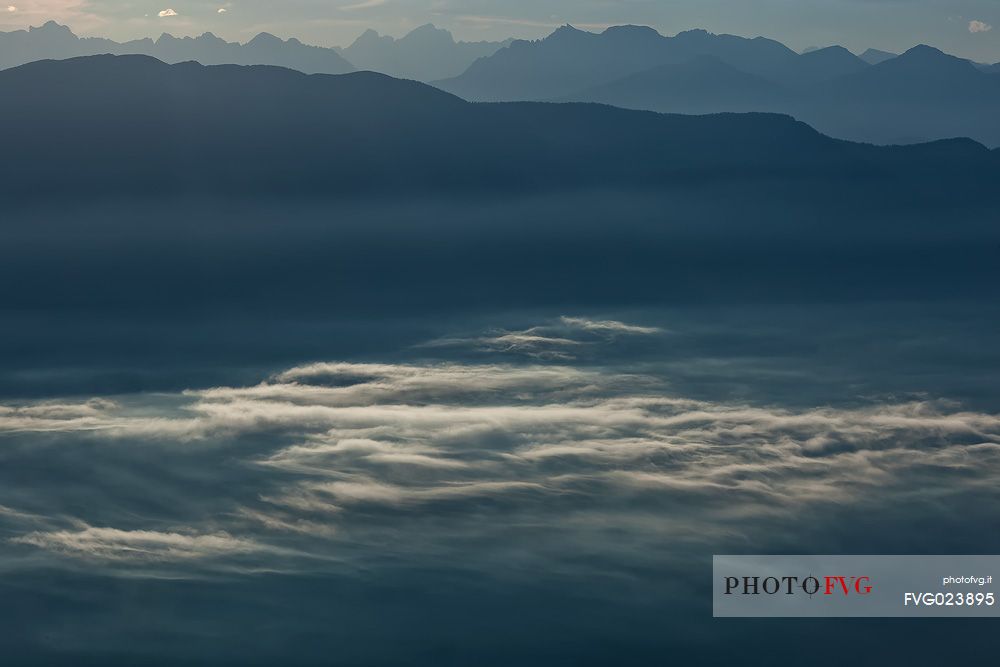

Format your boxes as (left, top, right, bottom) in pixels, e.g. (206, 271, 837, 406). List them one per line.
(436, 25, 1000, 146)
(437, 25, 868, 99)
(4, 21, 999, 145)
(0, 20, 508, 81)
(0, 20, 354, 74)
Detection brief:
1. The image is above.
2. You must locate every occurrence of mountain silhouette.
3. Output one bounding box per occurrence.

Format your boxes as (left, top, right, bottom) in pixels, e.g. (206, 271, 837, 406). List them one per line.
(151, 30, 354, 73)
(0, 21, 514, 80)
(777, 45, 868, 85)
(0, 20, 118, 68)
(799, 45, 1000, 145)
(434, 26, 874, 101)
(434, 25, 810, 101)
(821, 44, 995, 99)
(435, 25, 1000, 146)
(8, 22, 999, 146)
(2, 55, 995, 199)
(434, 24, 671, 101)
(664, 28, 808, 83)
(340, 24, 511, 81)
(0, 21, 354, 74)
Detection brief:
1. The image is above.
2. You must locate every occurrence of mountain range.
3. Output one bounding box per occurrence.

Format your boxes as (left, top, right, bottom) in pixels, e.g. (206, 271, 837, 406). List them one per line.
(435, 25, 869, 100)
(803, 45, 1000, 145)
(0, 21, 508, 81)
(2, 54, 996, 200)
(435, 25, 1000, 146)
(3, 22, 999, 146)
(0, 20, 354, 74)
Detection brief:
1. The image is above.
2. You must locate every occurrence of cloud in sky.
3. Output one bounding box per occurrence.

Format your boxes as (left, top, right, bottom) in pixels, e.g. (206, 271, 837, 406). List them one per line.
(969, 20, 992, 33)
(218, 7, 227, 14)
(158, 8, 177, 18)
(340, 0, 387, 11)
(6, 5, 15, 12)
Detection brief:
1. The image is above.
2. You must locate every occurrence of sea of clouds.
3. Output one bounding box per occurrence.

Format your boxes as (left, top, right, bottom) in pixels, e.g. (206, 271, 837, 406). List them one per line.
(2, 316, 998, 586)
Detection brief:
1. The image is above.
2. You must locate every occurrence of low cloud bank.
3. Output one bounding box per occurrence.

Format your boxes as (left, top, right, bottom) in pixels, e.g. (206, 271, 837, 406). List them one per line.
(1, 318, 997, 581)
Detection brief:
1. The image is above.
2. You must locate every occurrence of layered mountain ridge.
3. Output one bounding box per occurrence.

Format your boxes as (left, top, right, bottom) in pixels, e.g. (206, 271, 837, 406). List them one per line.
(3, 21, 999, 146)
(2, 54, 996, 200)
(434, 25, 1000, 146)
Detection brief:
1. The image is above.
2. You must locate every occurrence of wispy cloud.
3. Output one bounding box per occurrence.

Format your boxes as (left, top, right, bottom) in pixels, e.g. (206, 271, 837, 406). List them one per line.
(158, 8, 178, 18)
(340, 0, 387, 11)
(421, 315, 665, 359)
(559, 316, 663, 336)
(969, 20, 992, 34)
(13, 525, 268, 562)
(3, 349, 999, 579)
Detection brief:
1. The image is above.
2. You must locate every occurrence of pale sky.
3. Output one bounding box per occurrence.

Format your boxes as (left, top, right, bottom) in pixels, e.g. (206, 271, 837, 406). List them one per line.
(2, 0, 999, 62)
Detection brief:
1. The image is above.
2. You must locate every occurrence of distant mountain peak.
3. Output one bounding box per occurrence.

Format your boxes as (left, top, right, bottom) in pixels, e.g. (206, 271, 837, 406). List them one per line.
(549, 24, 587, 39)
(602, 25, 661, 38)
(30, 20, 73, 35)
(197, 32, 225, 44)
(806, 45, 852, 56)
(248, 32, 283, 46)
(892, 44, 976, 72)
(672, 28, 717, 45)
(408, 23, 445, 36)
(400, 23, 455, 46)
(903, 44, 946, 58)
(349, 28, 391, 49)
(800, 45, 865, 65)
